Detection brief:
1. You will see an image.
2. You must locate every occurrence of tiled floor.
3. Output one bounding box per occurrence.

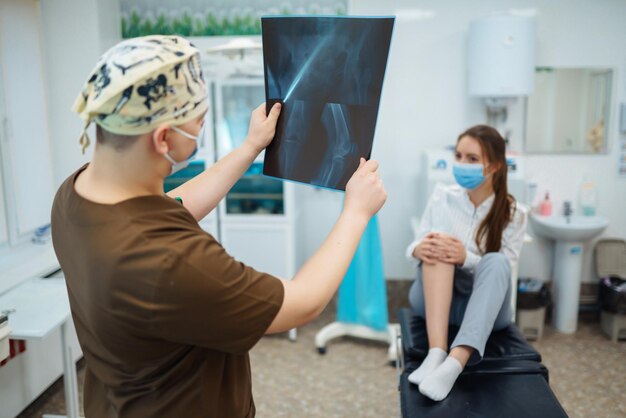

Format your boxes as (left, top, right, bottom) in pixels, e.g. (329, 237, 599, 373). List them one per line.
(530, 313, 626, 418)
(15, 281, 626, 418)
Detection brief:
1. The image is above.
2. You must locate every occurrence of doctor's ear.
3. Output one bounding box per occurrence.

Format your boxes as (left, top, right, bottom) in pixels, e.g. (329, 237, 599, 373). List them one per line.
(151, 125, 171, 155)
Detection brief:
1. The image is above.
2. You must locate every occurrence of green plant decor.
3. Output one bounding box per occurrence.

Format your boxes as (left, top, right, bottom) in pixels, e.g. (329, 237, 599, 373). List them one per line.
(122, 7, 346, 38)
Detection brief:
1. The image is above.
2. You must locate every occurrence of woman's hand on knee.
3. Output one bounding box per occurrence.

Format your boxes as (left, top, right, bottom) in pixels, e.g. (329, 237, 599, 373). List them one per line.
(437, 235, 467, 266)
(413, 232, 445, 264)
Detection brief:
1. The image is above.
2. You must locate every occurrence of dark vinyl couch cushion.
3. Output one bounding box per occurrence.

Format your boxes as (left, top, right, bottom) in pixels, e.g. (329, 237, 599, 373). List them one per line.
(400, 360, 568, 418)
(399, 308, 542, 364)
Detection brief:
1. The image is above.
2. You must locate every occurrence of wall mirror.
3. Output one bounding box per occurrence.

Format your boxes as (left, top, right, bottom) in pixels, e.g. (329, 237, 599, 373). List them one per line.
(526, 67, 613, 154)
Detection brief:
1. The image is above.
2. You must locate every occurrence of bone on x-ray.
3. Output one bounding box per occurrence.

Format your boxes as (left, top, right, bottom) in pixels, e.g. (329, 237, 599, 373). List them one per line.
(262, 16, 394, 191)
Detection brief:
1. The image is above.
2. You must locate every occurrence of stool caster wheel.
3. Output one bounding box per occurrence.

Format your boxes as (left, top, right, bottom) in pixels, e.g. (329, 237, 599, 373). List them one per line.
(317, 347, 326, 355)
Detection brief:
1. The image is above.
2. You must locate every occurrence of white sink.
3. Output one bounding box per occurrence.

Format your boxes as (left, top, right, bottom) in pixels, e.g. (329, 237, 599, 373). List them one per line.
(530, 213, 608, 334)
(530, 214, 608, 242)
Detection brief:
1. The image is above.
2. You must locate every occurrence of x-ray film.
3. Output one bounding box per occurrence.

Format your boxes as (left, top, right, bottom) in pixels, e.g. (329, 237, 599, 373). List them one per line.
(262, 16, 394, 190)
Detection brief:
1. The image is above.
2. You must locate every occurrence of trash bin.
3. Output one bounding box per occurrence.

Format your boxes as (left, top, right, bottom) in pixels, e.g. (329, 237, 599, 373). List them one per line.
(599, 276, 626, 314)
(516, 278, 550, 341)
(599, 275, 626, 342)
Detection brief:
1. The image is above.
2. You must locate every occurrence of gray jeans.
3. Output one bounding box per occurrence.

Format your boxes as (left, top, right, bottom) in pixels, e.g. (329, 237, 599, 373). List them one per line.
(408, 252, 513, 364)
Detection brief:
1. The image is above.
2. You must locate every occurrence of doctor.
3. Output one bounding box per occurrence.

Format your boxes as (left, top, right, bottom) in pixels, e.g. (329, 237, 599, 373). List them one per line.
(51, 35, 386, 417)
(406, 125, 528, 401)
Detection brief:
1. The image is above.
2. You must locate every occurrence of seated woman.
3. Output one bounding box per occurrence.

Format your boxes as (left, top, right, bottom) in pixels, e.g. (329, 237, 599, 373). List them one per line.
(406, 125, 528, 401)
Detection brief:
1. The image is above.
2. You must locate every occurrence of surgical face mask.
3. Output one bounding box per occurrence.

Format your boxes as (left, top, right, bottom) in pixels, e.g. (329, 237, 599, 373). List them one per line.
(453, 163, 490, 190)
(164, 125, 202, 174)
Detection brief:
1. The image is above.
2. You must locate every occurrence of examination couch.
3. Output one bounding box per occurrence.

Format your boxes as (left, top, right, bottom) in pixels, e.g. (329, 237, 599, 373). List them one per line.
(397, 308, 569, 418)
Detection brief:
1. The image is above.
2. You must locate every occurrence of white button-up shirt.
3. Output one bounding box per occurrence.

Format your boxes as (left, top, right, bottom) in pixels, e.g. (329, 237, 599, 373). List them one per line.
(406, 183, 529, 273)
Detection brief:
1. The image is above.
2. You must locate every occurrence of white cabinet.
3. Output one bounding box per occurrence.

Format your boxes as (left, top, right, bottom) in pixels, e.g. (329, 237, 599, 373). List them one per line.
(199, 216, 219, 239)
(218, 162, 297, 280)
(221, 222, 295, 279)
(212, 78, 298, 281)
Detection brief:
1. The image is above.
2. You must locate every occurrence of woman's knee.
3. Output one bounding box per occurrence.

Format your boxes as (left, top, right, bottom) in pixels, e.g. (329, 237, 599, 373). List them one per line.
(477, 253, 510, 276)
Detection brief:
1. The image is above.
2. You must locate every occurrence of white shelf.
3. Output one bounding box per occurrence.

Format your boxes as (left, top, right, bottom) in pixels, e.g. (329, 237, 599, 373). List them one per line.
(0, 277, 69, 340)
(0, 242, 59, 295)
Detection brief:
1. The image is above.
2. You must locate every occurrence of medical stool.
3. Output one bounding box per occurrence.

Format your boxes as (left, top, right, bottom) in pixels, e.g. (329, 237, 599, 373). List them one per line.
(397, 308, 569, 418)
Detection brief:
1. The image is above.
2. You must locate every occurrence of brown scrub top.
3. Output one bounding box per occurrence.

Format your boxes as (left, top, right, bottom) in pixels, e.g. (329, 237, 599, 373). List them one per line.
(51, 165, 284, 417)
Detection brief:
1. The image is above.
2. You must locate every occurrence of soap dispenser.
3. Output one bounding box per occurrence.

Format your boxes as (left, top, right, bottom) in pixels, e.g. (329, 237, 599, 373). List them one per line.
(539, 192, 552, 216)
(579, 175, 597, 216)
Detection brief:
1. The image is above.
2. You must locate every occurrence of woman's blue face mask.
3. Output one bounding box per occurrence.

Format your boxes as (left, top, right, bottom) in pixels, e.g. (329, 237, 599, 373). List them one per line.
(453, 163, 490, 190)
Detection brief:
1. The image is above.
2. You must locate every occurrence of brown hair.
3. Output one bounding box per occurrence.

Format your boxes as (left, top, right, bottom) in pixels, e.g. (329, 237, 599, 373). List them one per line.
(457, 125, 515, 253)
(96, 124, 140, 151)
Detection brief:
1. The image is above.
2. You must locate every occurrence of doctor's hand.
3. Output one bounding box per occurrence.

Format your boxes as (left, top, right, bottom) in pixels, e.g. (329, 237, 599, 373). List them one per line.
(344, 158, 387, 220)
(245, 102, 282, 154)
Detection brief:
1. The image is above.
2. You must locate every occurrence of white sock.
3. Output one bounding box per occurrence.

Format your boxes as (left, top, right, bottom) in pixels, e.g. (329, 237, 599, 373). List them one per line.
(418, 356, 463, 401)
(407, 348, 447, 385)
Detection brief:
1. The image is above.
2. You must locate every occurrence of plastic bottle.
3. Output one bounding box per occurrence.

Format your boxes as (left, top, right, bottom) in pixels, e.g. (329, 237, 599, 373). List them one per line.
(579, 175, 597, 216)
(539, 192, 552, 216)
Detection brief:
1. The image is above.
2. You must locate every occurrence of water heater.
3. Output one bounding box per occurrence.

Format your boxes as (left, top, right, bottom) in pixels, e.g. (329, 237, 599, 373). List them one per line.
(468, 14, 536, 97)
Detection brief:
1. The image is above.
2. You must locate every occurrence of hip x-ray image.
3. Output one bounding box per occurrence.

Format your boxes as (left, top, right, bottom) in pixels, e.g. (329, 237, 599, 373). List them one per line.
(262, 16, 394, 190)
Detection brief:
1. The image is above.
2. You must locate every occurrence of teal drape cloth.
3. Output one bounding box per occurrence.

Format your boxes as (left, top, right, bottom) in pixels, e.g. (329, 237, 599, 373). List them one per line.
(337, 215, 389, 331)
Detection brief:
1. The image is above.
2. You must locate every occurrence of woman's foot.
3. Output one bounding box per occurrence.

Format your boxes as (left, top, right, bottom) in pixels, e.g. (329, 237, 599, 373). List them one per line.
(407, 347, 447, 385)
(418, 356, 463, 401)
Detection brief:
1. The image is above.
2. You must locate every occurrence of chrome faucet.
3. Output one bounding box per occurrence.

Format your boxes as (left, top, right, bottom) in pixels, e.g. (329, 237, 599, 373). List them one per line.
(563, 201, 573, 223)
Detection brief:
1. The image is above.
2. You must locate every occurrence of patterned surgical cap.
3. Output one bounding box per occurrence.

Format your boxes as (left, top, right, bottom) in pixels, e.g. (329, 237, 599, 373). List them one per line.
(73, 35, 209, 153)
